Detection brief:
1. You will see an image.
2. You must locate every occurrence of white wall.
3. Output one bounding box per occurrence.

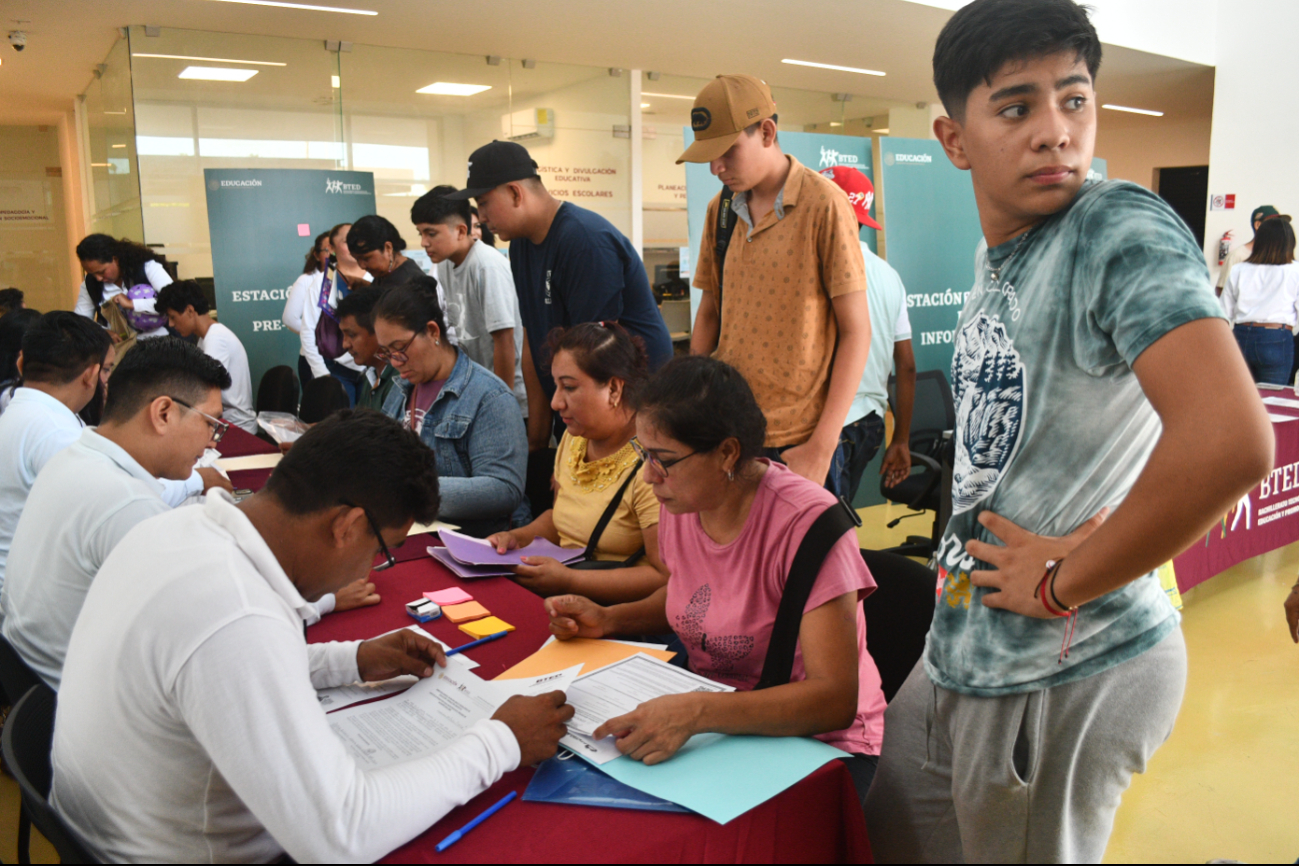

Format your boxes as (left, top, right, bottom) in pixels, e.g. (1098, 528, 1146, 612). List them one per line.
(1203, 0, 1299, 275)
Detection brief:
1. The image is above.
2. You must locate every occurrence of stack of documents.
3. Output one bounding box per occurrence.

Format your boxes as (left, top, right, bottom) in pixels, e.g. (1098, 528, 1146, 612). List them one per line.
(429, 528, 585, 578)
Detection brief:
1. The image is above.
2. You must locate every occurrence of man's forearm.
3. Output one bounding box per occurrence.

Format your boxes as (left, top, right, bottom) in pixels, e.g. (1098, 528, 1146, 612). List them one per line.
(491, 329, 516, 387)
(811, 292, 871, 451)
(690, 292, 720, 356)
(892, 344, 917, 445)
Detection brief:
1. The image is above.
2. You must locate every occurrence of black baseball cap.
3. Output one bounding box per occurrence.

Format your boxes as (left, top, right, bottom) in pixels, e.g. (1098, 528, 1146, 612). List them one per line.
(444, 140, 539, 200)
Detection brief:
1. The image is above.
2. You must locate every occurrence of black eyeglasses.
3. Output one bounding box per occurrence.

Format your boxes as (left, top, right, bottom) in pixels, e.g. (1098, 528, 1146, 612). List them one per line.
(375, 335, 417, 364)
(631, 437, 699, 478)
(344, 501, 396, 571)
(171, 396, 229, 445)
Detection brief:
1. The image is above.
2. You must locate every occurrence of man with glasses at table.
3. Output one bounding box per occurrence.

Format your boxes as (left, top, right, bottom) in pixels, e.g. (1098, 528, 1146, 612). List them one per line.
(1, 338, 231, 689)
(51, 409, 573, 863)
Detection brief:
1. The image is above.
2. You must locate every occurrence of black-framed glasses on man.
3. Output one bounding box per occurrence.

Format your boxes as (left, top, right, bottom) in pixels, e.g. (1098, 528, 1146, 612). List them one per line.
(631, 437, 699, 478)
(344, 501, 397, 571)
(375, 335, 417, 364)
(170, 396, 229, 445)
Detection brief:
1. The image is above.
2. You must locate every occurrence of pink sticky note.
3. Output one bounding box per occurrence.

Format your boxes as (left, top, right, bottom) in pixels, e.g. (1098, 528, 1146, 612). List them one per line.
(297, 223, 311, 237)
(425, 587, 474, 605)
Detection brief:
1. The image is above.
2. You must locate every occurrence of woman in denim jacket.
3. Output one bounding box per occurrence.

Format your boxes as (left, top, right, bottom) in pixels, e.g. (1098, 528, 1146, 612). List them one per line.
(373, 277, 527, 536)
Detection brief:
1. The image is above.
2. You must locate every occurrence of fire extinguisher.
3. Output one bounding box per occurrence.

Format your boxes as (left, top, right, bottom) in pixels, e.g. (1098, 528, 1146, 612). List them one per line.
(1218, 230, 1233, 266)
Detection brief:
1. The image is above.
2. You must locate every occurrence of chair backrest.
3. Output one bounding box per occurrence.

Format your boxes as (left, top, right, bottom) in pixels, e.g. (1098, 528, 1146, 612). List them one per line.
(299, 374, 350, 424)
(256, 365, 299, 415)
(0, 634, 43, 708)
(2, 686, 101, 863)
(860, 548, 937, 702)
(889, 369, 955, 437)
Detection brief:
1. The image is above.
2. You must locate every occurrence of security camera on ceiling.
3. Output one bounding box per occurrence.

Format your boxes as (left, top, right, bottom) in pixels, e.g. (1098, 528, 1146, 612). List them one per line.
(8, 31, 26, 52)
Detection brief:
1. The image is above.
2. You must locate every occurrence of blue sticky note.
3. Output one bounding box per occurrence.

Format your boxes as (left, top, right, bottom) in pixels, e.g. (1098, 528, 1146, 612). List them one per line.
(579, 733, 848, 825)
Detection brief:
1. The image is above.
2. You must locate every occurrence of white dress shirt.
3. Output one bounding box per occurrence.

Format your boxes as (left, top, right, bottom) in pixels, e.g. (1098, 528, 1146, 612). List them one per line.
(73, 260, 173, 339)
(1222, 262, 1299, 327)
(52, 492, 519, 864)
(1, 429, 169, 689)
(282, 270, 319, 335)
(298, 270, 365, 380)
(198, 322, 257, 434)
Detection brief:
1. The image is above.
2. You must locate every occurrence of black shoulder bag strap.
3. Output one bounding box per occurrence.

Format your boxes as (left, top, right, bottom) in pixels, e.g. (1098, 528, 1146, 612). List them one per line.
(572, 458, 645, 568)
(754, 499, 859, 690)
(714, 185, 737, 331)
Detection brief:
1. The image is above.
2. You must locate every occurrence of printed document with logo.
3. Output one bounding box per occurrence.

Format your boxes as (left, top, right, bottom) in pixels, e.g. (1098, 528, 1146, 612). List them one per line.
(316, 625, 477, 712)
(329, 664, 580, 769)
(560, 653, 733, 765)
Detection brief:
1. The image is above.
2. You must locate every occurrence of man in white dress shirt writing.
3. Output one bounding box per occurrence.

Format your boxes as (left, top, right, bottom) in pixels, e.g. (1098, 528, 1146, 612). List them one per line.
(51, 409, 573, 863)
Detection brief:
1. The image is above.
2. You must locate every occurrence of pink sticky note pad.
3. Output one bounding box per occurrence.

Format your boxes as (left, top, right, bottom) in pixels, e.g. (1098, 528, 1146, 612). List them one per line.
(425, 587, 473, 605)
(297, 223, 311, 237)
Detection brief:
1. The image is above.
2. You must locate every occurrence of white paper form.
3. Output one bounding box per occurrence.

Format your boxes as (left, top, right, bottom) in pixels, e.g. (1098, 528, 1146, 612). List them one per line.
(1268, 413, 1299, 423)
(316, 625, 477, 713)
(1262, 396, 1299, 409)
(559, 653, 733, 764)
(328, 664, 581, 769)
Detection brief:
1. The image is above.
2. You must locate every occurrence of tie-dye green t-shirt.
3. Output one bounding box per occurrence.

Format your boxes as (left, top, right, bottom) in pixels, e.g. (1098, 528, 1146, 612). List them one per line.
(926, 179, 1224, 696)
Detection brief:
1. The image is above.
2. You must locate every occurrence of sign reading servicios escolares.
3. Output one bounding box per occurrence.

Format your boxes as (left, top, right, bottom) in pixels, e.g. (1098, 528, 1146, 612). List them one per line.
(203, 168, 376, 389)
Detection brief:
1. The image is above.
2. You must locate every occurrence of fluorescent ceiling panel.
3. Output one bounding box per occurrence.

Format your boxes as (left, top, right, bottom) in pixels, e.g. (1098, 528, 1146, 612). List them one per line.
(781, 59, 886, 76)
(1102, 103, 1164, 116)
(204, 0, 377, 14)
(179, 66, 259, 82)
(132, 53, 285, 66)
(416, 82, 492, 96)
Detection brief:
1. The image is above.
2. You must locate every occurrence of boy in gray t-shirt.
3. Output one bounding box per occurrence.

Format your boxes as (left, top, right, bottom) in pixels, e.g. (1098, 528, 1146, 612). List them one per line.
(864, 1, 1273, 862)
(411, 186, 528, 417)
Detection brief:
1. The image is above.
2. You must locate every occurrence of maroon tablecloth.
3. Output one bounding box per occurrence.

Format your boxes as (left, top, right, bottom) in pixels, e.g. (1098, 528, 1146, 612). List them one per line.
(307, 555, 873, 863)
(1173, 386, 1299, 592)
(217, 424, 279, 457)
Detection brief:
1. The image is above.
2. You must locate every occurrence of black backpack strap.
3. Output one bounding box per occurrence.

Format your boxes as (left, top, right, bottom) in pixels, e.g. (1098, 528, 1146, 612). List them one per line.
(583, 459, 644, 560)
(714, 186, 737, 329)
(755, 499, 859, 690)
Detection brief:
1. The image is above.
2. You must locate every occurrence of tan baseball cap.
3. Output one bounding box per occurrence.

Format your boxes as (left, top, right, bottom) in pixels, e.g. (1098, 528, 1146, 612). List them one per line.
(675, 74, 777, 165)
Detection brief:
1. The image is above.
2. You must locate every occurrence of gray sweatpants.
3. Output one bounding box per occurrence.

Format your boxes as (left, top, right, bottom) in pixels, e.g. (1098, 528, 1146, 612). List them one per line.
(863, 628, 1186, 864)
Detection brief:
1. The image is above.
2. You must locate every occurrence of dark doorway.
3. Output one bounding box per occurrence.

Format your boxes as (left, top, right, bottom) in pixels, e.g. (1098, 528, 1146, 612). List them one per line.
(1155, 166, 1209, 249)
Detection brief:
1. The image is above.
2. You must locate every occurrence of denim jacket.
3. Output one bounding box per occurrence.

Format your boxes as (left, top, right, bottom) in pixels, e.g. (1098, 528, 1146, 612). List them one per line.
(381, 350, 526, 534)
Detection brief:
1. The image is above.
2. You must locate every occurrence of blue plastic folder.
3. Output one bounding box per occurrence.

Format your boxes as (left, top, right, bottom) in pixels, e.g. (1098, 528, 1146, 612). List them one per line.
(523, 752, 689, 813)
(574, 733, 849, 825)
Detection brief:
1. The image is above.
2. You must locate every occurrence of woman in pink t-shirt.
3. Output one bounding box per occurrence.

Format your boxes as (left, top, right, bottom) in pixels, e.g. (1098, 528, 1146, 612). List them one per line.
(546, 356, 887, 802)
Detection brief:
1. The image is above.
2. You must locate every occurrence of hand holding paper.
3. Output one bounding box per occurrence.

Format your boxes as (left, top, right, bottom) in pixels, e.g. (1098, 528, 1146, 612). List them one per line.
(593, 692, 705, 765)
(492, 690, 576, 766)
(356, 627, 448, 681)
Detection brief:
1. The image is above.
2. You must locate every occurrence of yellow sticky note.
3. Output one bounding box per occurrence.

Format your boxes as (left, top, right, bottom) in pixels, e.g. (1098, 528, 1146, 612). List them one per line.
(442, 601, 490, 623)
(459, 616, 515, 638)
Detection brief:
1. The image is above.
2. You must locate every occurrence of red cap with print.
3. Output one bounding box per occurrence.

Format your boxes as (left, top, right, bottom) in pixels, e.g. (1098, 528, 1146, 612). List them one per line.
(820, 165, 882, 230)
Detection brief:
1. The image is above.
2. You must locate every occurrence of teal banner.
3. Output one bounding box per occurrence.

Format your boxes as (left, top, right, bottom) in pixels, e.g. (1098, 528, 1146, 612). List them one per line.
(684, 129, 875, 324)
(879, 138, 1106, 376)
(203, 168, 376, 389)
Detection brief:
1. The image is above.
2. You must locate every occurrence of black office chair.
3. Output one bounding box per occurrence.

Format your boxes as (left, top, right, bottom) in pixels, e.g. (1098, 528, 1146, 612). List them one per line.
(255, 365, 300, 415)
(299, 375, 350, 424)
(0, 637, 45, 863)
(879, 370, 955, 559)
(2, 685, 100, 864)
(861, 549, 937, 702)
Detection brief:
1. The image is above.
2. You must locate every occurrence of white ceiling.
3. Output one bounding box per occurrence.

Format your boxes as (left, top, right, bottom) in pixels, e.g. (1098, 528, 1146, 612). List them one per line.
(0, 0, 1213, 127)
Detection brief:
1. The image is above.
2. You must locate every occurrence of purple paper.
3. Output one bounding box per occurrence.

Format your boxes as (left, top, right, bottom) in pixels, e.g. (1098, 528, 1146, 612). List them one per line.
(428, 547, 515, 579)
(438, 528, 585, 567)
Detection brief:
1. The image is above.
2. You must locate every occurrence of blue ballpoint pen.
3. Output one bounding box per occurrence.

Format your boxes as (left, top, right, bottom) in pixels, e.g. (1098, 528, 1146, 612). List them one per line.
(435, 790, 517, 852)
(445, 630, 509, 656)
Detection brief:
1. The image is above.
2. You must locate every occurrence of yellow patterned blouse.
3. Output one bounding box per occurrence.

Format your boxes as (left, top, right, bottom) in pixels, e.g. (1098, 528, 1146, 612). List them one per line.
(552, 431, 660, 561)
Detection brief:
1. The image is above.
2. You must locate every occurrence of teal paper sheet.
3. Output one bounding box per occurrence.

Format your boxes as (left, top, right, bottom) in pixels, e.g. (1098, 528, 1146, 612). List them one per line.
(578, 733, 849, 824)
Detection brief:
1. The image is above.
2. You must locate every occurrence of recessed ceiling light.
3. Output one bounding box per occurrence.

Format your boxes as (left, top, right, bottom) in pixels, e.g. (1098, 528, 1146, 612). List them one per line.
(203, 0, 377, 14)
(642, 91, 695, 100)
(829, 122, 843, 127)
(782, 59, 885, 77)
(179, 66, 258, 82)
(132, 53, 286, 66)
(874, 128, 890, 134)
(331, 74, 340, 88)
(415, 82, 491, 96)
(1102, 103, 1163, 117)
(641, 103, 651, 109)
(111, 143, 126, 148)
(103, 110, 127, 115)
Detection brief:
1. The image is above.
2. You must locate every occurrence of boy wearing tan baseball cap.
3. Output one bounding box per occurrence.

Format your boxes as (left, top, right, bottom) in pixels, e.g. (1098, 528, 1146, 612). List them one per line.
(681, 74, 870, 498)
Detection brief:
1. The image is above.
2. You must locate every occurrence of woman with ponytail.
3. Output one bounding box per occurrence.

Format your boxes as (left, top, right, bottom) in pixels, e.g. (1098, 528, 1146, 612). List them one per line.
(372, 276, 527, 536)
(74, 234, 173, 338)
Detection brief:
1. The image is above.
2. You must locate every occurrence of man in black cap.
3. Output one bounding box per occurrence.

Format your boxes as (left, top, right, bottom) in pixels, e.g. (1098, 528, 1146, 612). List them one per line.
(449, 141, 672, 454)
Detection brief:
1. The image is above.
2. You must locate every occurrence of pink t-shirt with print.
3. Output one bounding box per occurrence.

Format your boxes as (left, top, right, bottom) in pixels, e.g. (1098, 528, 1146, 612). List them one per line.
(659, 460, 887, 755)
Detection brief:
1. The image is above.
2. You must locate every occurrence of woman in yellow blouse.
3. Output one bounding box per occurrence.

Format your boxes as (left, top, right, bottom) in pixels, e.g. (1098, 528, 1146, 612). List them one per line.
(487, 322, 668, 604)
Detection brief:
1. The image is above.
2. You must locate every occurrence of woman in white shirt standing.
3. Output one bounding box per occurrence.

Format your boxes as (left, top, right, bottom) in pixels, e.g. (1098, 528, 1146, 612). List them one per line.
(282, 232, 331, 386)
(296, 223, 368, 403)
(73, 235, 172, 339)
(1223, 216, 1299, 385)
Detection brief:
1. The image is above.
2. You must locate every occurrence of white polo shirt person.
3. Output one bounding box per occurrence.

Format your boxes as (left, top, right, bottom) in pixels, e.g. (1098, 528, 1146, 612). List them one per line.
(51, 410, 573, 863)
(156, 280, 258, 434)
(1, 338, 230, 688)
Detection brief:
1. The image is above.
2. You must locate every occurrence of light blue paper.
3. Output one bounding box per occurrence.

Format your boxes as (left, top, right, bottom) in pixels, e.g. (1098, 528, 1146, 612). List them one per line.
(578, 733, 849, 825)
